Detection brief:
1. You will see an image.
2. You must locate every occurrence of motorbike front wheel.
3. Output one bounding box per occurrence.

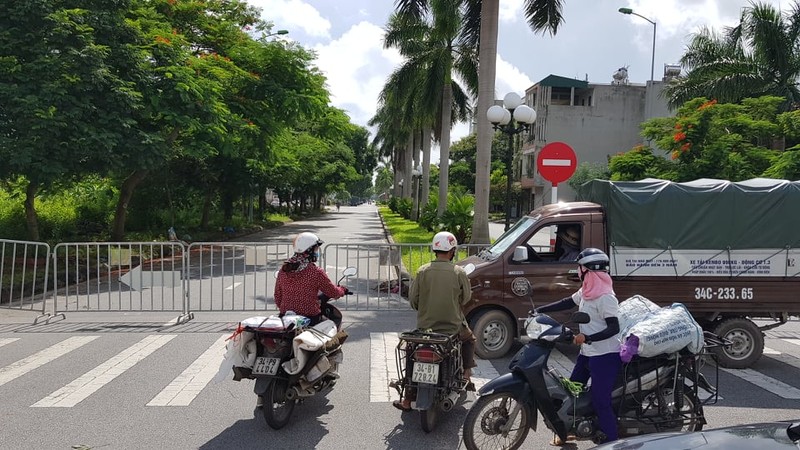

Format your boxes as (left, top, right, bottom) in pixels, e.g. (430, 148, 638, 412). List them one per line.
(420, 403, 440, 433)
(262, 379, 296, 430)
(463, 393, 530, 450)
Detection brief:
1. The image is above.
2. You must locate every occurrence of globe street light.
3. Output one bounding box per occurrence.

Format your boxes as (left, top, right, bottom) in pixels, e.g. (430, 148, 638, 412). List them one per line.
(487, 92, 537, 231)
(619, 7, 656, 83)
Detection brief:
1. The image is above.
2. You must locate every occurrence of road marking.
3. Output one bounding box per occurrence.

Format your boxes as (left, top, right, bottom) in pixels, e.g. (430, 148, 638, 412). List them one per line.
(542, 158, 572, 166)
(721, 367, 800, 399)
(224, 282, 242, 291)
(369, 332, 399, 402)
(549, 349, 574, 377)
(32, 334, 176, 407)
(147, 335, 227, 406)
(764, 346, 781, 355)
(0, 336, 99, 388)
(786, 339, 800, 348)
(473, 358, 500, 391)
(0, 338, 20, 348)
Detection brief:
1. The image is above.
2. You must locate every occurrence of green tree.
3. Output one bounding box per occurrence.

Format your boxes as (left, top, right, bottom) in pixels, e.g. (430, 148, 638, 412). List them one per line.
(0, 0, 142, 240)
(665, 1, 800, 110)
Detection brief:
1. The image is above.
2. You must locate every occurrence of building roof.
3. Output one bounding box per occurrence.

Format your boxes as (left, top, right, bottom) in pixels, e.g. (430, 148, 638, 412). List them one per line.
(537, 74, 589, 89)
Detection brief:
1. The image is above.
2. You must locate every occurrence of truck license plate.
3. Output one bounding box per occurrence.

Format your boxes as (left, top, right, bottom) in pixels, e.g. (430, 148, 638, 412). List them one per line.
(411, 362, 439, 384)
(253, 357, 280, 376)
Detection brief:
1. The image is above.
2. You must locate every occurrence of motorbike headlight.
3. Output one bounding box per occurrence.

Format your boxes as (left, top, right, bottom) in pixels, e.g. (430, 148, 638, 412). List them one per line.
(525, 317, 552, 339)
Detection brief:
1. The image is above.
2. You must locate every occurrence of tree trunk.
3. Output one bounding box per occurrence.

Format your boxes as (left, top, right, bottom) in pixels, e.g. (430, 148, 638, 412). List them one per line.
(470, 0, 499, 244)
(412, 129, 421, 219)
(24, 180, 40, 241)
(438, 81, 454, 217)
(200, 189, 213, 230)
(421, 125, 432, 216)
(393, 147, 403, 198)
(111, 169, 150, 241)
(403, 134, 413, 199)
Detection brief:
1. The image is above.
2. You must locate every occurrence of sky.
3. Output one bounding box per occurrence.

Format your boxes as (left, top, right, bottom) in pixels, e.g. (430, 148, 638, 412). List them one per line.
(248, 0, 789, 160)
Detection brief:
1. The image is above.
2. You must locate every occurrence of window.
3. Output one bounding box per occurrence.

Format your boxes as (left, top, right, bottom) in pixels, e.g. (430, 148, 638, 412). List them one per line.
(514, 223, 582, 263)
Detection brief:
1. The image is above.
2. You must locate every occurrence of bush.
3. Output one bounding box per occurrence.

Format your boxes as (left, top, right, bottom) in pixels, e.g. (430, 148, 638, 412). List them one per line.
(417, 194, 438, 231)
(395, 198, 413, 219)
(439, 192, 474, 243)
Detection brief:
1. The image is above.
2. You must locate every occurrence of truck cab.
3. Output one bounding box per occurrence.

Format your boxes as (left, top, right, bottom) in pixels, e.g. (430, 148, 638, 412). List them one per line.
(460, 202, 605, 359)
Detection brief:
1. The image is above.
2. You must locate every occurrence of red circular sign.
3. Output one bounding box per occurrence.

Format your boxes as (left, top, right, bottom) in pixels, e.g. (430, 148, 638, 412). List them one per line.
(536, 142, 577, 186)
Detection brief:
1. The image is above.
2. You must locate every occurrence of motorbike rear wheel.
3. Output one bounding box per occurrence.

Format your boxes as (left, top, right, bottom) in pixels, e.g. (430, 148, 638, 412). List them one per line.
(644, 386, 704, 433)
(463, 393, 530, 450)
(262, 379, 296, 430)
(420, 403, 440, 433)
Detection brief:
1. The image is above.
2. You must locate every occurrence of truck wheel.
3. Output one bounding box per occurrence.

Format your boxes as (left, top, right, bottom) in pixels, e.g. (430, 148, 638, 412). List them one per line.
(711, 318, 764, 369)
(471, 310, 515, 359)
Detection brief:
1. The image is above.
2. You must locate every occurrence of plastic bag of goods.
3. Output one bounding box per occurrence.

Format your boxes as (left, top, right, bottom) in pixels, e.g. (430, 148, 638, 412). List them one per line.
(619, 303, 703, 361)
(617, 295, 662, 333)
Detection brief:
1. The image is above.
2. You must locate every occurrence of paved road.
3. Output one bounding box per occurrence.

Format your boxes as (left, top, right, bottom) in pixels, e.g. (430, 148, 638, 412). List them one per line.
(2, 206, 799, 449)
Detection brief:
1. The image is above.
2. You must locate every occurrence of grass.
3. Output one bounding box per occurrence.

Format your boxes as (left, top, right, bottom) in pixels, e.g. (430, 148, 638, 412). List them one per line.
(378, 206, 476, 277)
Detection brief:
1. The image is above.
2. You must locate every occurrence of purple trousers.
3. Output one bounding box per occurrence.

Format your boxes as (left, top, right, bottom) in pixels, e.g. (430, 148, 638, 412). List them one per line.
(570, 352, 622, 442)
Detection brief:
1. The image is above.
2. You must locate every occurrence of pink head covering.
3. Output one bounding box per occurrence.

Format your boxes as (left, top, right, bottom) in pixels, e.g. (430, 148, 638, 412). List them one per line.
(581, 270, 615, 300)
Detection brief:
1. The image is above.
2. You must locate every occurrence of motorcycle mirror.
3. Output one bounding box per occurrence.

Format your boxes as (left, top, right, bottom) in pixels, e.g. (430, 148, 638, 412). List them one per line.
(463, 263, 476, 275)
(342, 266, 357, 277)
(571, 311, 591, 324)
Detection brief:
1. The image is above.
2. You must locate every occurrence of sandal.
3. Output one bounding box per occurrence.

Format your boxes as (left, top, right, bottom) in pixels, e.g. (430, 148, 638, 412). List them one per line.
(392, 399, 412, 412)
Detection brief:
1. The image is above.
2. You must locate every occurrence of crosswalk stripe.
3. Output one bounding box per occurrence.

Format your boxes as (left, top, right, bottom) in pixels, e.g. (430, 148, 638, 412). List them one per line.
(32, 334, 176, 408)
(763, 346, 781, 355)
(473, 358, 500, 391)
(0, 336, 99, 388)
(786, 339, 800, 348)
(147, 335, 228, 406)
(721, 366, 800, 399)
(0, 338, 20, 348)
(369, 332, 399, 403)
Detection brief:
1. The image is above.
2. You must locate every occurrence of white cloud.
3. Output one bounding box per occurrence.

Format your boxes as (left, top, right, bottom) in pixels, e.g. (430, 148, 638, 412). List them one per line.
(495, 54, 535, 98)
(250, 0, 332, 38)
(312, 21, 402, 126)
(499, 0, 525, 23)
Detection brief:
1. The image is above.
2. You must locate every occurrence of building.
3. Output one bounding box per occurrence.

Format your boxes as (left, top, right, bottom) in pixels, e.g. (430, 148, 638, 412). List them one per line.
(518, 69, 673, 213)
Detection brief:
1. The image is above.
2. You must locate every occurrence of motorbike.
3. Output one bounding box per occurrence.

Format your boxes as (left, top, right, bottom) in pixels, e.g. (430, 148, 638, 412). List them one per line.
(462, 280, 725, 450)
(392, 329, 468, 432)
(242, 266, 356, 429)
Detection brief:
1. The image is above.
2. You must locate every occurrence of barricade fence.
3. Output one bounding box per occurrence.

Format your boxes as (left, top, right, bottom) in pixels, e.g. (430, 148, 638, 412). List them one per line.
(0, 239, 51, 323)
(1, 239, 494, 323)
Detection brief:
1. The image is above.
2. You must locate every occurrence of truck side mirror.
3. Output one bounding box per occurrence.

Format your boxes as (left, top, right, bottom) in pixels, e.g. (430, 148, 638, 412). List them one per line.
(513, 246, 528, 262)
(463, 263, 476, 275)
(571, 311, 591, 324)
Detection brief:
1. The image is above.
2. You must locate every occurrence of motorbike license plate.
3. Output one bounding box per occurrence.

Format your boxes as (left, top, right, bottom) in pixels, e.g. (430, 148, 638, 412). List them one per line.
(252, 357, 280, 376)
(411, 362, 439, 384)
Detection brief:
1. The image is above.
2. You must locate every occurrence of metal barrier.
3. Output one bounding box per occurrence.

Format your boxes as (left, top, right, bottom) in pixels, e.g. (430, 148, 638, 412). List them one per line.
(0, 239, 51, 323)
(185, 242, 293, 312)
(51, 242, 190, 323)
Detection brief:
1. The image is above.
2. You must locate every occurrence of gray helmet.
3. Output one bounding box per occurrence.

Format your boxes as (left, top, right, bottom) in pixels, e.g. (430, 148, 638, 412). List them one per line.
(576, 247, 609, 271)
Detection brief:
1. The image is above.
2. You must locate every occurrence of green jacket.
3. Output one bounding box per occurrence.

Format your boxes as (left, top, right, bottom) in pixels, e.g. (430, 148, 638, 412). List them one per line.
(409, 260, 472, 335)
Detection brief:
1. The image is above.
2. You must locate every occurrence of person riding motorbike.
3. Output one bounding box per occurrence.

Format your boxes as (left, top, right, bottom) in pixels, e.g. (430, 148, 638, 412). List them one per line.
(393, 231, 476, 412)
(534, 248, 622, 444)
(274, 231, 348, 327)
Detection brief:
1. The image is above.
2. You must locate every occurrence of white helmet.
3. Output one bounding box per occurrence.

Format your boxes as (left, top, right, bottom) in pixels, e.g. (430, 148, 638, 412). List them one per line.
(294, 232, 323, 254)
(432, 231, 457, 252)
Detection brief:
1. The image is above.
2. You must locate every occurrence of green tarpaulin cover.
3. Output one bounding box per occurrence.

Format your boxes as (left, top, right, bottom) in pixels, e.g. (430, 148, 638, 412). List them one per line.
(577, 178, 800, 249)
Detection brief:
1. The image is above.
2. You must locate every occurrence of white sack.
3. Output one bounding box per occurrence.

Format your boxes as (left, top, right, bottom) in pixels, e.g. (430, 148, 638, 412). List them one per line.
(213, 330, 255, 383)
(618, 295, 662, 334)
(622, 303, 704, 357)
(282, 319, 338, 375)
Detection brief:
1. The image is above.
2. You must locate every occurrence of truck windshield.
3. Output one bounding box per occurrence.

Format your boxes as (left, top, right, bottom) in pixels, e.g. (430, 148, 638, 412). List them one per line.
(485, 215, 539, 258)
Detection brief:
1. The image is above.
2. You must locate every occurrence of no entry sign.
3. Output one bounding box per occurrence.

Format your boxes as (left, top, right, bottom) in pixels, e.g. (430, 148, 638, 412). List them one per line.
(537, 142, 577, 186)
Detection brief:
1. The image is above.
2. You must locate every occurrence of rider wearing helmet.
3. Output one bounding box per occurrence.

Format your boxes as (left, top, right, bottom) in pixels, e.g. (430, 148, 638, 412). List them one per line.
(393, 231, 475, 412)
(535, 248, 621, 444)
(274, 232, 348, 326)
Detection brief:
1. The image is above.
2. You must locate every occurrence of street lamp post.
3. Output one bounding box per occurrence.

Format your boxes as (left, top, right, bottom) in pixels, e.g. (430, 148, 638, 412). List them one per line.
(487, 92, 537, 231)
(264, 29, 289, 38)
(619, 8, 656, 83)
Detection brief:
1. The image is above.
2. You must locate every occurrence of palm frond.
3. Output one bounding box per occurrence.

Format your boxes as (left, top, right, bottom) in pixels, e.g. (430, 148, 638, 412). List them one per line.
(523, 0, 565, 35)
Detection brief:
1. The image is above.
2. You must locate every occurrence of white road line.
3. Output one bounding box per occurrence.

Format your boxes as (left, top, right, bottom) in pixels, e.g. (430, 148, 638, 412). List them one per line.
(549, 350, 574, 377)
(721, 367, 800, 399)
(472, 358, 500, 392)
(0, 338, 20, 348)
(147, 335, 227, 406)
(786, 339, 800, 348)
(32, 334, 176, 407)
(224, 282, 242, 291)
(369, 332, 399, 403)
(0, 336, 99, 388)
(763, 346, 781, 355)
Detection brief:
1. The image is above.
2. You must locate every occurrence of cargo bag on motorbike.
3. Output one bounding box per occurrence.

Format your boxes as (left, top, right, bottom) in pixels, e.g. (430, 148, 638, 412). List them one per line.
(282, 319, 339, 376)
(620, 303, 704, 360)
(618, 295, 662, 333)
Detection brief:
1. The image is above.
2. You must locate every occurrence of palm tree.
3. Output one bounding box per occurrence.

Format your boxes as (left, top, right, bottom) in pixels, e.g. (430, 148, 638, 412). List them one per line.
(395, 0, 564, 241)
(665, 1, 800, 111)
(387, 0, 477, 217)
